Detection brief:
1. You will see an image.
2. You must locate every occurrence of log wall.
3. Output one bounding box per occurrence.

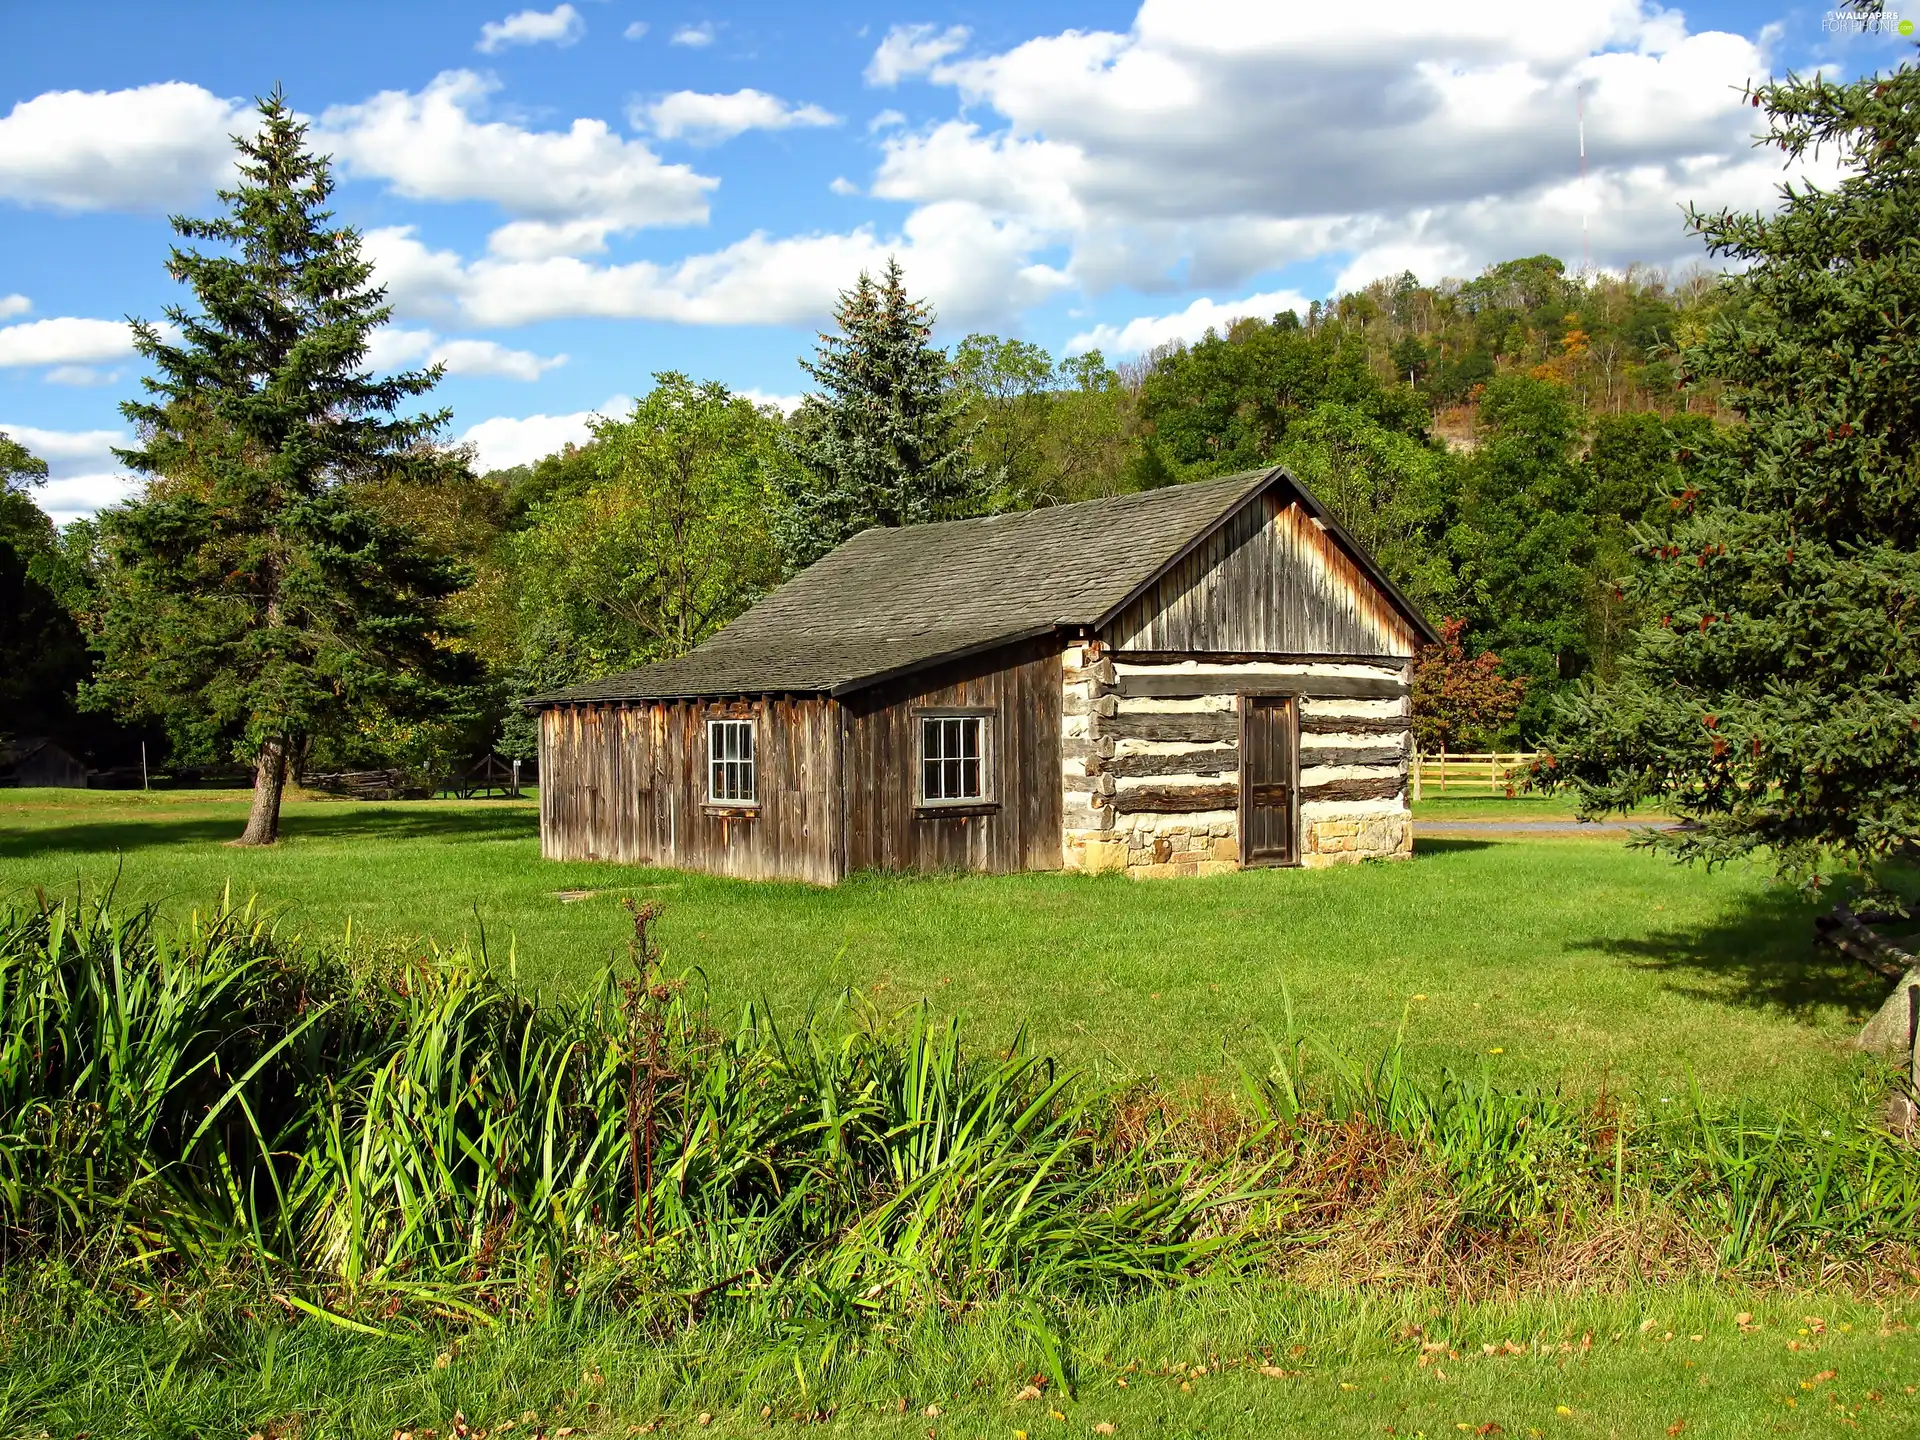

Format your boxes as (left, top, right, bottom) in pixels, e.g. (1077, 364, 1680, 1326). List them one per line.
(1061, 650, 1413, 876)
(840, 639, 1064, 876)
(539, 696, 840, 883)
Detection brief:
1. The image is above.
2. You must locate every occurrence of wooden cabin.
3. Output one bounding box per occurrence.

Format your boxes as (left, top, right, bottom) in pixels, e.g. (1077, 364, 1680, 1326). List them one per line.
(528, 466, 1438, 882)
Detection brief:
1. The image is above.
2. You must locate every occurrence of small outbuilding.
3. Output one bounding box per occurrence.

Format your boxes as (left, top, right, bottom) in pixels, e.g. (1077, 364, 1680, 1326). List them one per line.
(528, 466, 1438, 883)
(0, 737, 90, 789)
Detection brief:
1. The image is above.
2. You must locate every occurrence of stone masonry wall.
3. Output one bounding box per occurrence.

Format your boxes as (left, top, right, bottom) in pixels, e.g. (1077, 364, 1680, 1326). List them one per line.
(1060, 643, 1412, 878)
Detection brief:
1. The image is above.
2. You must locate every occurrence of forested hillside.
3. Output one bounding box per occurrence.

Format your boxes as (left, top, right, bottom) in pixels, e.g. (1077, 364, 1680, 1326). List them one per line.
(3, 248, 1738, 778)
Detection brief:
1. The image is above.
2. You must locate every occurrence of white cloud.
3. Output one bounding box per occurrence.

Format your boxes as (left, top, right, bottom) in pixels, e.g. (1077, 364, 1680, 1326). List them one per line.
(319, 71, 714, 258)
(476, 4, 585, 53)
(866, 24, 970, 86)
(1067, 287, 1312, 356)
(740, 388, 803, 414)
(0, 82, 243, 212)
(461, 396, 631, 471)
(0, 317, 137, 368)
(0, 423, 137, 524)
(637, 89, 839, 144)
(360, 227, 474, 321)
(829, 176, 860, 196)
(1332, 241, 1473, 296)
(868, 109, 906, 132)
(436, 338, 569, 381)
(0, 295, 29, 319)
(623, 20, 649, 40)
(44, 365, 121, 387)
(365, 325, 566, 380)
(670, 22, 715, 47)
(369, 200, 1068, 331)
(867, 1, 1794, 294)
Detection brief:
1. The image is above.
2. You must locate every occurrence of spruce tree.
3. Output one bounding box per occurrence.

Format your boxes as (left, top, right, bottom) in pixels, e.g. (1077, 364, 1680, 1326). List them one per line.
(90, 91, 473, 845)
(776, 258, 985, 569)
(1543, 62, 1920, 892)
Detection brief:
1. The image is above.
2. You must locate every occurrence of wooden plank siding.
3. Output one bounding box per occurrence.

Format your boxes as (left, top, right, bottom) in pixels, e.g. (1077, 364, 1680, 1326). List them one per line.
(842, 639, 1064, 875)
(539, 696, 840, 883)
(1102, 491, 1421, 657)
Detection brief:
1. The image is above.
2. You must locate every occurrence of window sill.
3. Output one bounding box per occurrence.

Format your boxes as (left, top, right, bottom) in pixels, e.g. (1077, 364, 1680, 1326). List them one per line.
(702, 803, 759, 819)
(914, 801, 999, 819)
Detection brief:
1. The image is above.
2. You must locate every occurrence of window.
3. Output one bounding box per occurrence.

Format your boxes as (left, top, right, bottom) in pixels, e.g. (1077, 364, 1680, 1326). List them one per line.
(707, 718, 756, 804)
(920, 715, 986, 803)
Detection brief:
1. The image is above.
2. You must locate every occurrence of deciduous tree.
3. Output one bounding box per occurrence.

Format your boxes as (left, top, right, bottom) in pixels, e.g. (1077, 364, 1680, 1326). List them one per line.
(1412, 618, 1528, 755)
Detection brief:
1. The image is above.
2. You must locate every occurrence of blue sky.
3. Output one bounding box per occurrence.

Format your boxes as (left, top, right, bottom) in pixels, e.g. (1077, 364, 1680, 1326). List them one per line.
(2, 0, 1912, 520)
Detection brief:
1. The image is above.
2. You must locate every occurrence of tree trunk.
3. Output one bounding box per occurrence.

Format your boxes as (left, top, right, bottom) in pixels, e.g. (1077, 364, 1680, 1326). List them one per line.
(235, 734, 289, 846)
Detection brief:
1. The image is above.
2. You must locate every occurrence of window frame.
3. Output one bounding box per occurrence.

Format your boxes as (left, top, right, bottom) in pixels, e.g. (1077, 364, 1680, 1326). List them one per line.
(914, 708, 995, 810)
(705, 716, 758, 808)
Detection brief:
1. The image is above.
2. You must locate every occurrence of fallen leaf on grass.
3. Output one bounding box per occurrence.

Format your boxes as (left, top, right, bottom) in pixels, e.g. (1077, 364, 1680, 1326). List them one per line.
(1666, 1423, 1685, 1436)
(1093, 1426, 1116, 1436)
(925, 1405, 942, 1417)
(1477, 1426, 1505, 1436)
(1015, 1386, 1044, 1402)
(1259, 1366, 1289, 1379)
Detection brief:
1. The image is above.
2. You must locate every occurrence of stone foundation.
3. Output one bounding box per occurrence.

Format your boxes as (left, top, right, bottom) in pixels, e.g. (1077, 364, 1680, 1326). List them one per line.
(1300, 809, 1414, 867)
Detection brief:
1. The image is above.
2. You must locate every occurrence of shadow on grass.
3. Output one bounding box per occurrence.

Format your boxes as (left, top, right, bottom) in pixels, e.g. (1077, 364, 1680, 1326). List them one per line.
(1574, 882, 1889, 1022)
(0, 804, 537, 859)
(1412, 837, 1497, 855)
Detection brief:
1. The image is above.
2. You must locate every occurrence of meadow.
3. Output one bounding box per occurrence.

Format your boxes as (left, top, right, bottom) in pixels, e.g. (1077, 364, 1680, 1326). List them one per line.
(4, 786, 1919, 1439)
(0, 785, 1886, 1107)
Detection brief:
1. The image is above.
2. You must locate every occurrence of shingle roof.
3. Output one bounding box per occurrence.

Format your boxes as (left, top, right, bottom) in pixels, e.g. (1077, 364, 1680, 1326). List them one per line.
(528, 467, 1427, 704)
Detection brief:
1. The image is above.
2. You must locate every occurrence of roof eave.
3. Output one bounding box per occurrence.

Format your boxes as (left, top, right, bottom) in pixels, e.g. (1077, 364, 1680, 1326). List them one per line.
(827, 623, 1061, 697)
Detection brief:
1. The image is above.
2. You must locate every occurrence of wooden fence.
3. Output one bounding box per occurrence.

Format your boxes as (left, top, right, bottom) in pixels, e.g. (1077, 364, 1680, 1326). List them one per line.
(1409, 750, 1538, 801)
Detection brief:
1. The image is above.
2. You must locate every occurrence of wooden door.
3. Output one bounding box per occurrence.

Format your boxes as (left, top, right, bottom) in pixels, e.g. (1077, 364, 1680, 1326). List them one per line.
(1239, 694, 1298, 867)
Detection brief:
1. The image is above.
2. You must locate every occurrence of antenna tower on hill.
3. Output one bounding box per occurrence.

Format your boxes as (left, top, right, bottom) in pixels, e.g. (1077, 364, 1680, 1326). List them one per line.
(1579, 84, 1591, 273)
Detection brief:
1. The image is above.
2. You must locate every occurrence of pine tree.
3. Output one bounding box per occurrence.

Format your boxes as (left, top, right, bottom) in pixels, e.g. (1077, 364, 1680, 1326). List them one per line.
(775, 258, 986, 569)
(90, 91, 474, 845)
(1542, 62, 1920, 892)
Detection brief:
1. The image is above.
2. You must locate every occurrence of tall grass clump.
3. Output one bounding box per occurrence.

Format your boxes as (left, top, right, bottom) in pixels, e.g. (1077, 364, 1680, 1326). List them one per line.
(0, 890, 1265, 1323)
(1239, 1007, 1920, 1290)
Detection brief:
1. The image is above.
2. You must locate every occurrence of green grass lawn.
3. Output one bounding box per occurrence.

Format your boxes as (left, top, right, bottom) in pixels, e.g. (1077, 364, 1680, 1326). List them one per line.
(19, 1282, 1920, 1439)
(0, 786, 1883, 1108)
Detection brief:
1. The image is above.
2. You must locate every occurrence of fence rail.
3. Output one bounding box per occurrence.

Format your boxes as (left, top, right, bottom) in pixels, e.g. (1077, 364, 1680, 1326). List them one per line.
(1410, 750, 1539, 800)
